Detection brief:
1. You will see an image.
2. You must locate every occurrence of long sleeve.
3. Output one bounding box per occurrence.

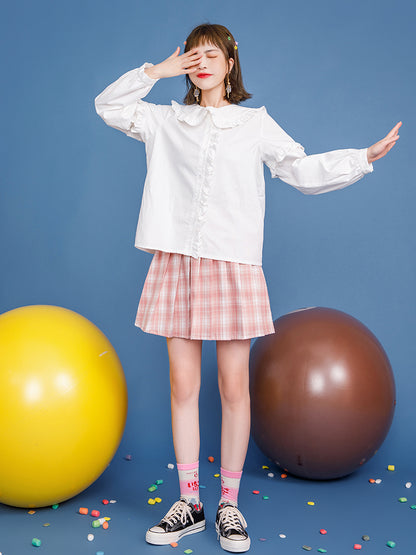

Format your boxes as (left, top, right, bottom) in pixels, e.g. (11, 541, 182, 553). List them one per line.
(260, 109, 374, 195)
(94, 62, 164, 142)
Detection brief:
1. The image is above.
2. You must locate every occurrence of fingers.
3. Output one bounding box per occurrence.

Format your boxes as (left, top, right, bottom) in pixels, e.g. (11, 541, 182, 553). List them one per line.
(182, 66, 201, 75)
(168, 47, 201, 63)
(181, 50, 203, 74)
(184, 47, 201, 54)
(183, 54, 202, 65)
(183, 57, 202, 68)
(182, 67, 200, 75)
(182, 48, 202, 60)
(386, 121, 402, 137)
(168, 46, 181, 59)
(161, 46, 202, 77)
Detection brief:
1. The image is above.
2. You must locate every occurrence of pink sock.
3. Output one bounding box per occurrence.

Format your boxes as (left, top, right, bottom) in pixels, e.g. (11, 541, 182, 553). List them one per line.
(220, 467, 243, 506)
(177, 461, 200, 506)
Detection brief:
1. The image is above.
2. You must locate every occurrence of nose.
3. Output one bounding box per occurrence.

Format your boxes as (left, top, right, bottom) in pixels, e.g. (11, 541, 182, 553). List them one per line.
(197, 55, 207, 69)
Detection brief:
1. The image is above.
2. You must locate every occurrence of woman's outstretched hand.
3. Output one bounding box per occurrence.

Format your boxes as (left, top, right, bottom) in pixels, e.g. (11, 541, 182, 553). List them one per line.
(144, 47, 202, 80)
(367, 121, 402, 164)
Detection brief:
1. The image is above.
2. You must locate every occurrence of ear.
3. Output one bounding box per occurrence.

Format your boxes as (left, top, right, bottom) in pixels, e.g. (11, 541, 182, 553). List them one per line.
(228, 57, 235, 72)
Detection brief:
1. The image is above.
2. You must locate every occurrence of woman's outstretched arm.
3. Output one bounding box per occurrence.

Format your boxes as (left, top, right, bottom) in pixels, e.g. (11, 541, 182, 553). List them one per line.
(261, 112, 402, 195)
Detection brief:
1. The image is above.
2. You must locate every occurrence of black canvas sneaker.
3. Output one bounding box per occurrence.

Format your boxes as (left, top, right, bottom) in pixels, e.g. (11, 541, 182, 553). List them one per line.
(145, 497, 206, 545)
(215, 502, 251, 552)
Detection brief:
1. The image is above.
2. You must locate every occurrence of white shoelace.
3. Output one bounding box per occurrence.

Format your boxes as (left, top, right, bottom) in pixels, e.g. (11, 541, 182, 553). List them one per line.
(161, 499, 194, 527)
(218, 505, 247, 534)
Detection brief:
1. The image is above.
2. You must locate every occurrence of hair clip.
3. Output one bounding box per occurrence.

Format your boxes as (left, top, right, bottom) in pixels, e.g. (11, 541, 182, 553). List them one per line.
(227, 36, 238, 49)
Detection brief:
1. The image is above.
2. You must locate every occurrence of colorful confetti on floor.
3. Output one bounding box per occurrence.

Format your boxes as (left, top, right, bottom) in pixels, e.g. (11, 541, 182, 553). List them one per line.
(0, 446, 415, 553)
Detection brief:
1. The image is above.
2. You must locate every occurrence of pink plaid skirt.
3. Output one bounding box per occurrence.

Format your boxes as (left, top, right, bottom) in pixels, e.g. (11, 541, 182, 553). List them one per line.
(135, 251, 275, 340)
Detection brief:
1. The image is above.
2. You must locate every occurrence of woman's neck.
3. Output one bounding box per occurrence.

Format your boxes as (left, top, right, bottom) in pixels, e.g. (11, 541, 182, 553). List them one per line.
(199, 87, 231, 108)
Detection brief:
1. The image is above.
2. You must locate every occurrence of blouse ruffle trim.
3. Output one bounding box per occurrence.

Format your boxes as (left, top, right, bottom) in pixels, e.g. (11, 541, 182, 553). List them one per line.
(170, 100, 265, 129)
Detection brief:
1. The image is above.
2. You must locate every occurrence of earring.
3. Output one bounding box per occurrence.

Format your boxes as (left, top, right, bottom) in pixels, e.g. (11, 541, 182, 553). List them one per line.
(194, 86, 200, 103)
(226, 74, 232, 98)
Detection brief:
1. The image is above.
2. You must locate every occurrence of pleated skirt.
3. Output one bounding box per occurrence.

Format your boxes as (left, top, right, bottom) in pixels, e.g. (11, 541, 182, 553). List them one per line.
(135, 251, 275, 340)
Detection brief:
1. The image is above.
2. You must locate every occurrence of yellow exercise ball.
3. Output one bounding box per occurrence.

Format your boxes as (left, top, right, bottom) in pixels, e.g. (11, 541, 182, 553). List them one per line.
(0, 305, 128, 508)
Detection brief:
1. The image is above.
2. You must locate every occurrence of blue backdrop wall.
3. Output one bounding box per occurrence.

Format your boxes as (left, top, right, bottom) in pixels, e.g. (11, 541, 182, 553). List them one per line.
(1, 0, 414, 468)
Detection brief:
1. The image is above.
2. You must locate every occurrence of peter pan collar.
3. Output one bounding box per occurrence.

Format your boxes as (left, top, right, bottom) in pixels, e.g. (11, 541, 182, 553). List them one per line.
(170, 100, 265, 129)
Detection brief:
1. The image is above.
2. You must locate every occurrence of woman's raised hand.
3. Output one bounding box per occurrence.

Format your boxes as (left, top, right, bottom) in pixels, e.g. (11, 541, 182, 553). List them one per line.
(366, 121, 402, 164)
(144, 47, 202, 80)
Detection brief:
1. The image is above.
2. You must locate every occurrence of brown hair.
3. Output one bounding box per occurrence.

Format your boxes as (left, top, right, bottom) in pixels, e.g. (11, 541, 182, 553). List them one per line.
(183, 23, 252, 105)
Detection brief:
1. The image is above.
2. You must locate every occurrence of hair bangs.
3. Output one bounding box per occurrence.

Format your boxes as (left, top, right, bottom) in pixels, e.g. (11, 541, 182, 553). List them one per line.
(185, 26, 225, 55)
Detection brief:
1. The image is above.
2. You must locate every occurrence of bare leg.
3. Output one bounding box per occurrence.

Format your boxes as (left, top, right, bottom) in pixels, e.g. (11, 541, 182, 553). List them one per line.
(216, 339, 251, 472)
(145, 338, 205, 546)
(166, 337, 203, 464)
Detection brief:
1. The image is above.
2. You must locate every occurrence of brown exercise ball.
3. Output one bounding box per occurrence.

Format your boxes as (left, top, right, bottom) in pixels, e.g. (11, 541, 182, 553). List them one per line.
(249, 307, 396, 479)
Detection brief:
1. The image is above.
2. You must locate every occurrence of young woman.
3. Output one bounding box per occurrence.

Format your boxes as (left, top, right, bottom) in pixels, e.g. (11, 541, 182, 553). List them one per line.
(95, 23, 400, 553)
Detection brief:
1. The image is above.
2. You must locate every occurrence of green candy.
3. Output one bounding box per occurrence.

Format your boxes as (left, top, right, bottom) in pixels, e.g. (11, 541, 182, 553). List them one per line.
(398, 497, 407, 503)
(51, 504, 59, 509)
(155, 479, 164, 485)
(318, 549, 327, 553)
(92, 519, 101, 528)
(410, 505, 416, 510)
(148, 485, 157, 492)
(262, 495, 269, 500)
(32, 538, 41, 547)
(386, 540, 396, 548)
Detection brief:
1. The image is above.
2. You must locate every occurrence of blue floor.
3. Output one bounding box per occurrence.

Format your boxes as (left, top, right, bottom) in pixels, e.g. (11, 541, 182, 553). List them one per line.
(1, 437, 414, 555)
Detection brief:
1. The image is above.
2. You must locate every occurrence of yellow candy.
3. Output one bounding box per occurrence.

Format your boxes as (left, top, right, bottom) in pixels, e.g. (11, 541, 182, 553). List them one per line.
(307, 501, 315, 506)
(148, 498, 156, 505)
(262, 466, 269, 470)
(214, 474, 220, 477)
(387, 465, 395, 471)
(154, 497, 162, 503)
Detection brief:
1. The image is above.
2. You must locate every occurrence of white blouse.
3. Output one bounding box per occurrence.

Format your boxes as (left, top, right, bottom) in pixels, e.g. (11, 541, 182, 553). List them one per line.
(95, 62, 374, 266)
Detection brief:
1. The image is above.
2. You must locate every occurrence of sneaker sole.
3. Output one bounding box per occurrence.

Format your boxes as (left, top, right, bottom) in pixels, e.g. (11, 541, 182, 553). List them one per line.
(145, 520, 206, 545)
(216, 527, 251, 553)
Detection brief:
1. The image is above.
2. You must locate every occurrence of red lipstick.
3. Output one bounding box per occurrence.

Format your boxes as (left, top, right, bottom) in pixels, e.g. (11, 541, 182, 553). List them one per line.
(197, 73, 212, 78)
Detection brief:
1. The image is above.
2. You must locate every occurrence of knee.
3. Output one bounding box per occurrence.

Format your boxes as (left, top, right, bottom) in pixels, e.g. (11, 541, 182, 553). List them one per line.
(218, 372, 250, 406)
(170, 369, 200, 405)
(216, 339, 251, 407)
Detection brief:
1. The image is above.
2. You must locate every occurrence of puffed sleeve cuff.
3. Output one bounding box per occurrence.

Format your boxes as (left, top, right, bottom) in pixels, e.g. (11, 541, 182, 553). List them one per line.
(95, 62, 159, 117)
(359, 147, 374, 174)
(94, 62, 163, 140)
(139, 62, 160, 85)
